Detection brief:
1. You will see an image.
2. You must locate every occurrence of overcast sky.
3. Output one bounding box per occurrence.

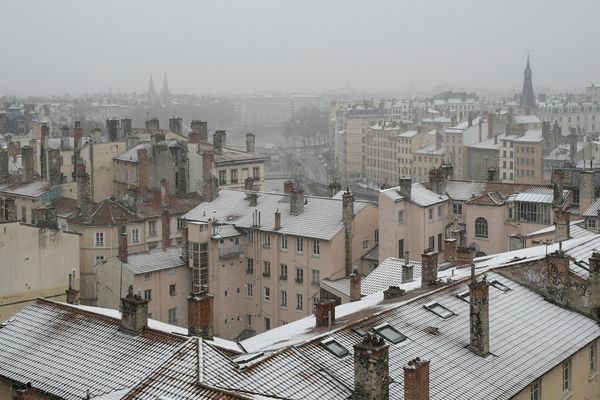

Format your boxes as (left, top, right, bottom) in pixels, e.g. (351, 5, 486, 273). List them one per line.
(1, 0, 599, 97)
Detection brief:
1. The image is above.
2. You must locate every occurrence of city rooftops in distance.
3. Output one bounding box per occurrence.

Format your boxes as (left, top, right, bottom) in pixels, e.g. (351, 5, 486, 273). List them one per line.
(196, 141, 269, 166)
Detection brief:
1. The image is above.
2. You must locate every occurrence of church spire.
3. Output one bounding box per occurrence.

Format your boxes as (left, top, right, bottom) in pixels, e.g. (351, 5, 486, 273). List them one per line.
(520, 55, 535, 113)
(160, 73, 171, 100)
(147, 75, 157, 99)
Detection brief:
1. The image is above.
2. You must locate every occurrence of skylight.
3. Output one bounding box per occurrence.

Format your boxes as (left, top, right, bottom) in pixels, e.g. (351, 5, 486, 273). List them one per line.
(424, 302, 454, 319)
(321, 338, 349, 358)
(457, 290, 470, 302)
(352, 327, 368, 337)
(490, 280, 511, 292)
(374, 324, 407, 344)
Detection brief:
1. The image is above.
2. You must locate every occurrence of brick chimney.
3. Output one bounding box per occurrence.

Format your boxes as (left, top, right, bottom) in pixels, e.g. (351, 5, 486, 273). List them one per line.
(350, 270, 361, 301)
(468, 268, 490, 357)
(589, 253, 600, 314)
(190, 120, 208, 143)
(120, 285, 149, 334)
(398, 177, 412, 200)
(443, 238, 457, 263)
(121, 118, 132, 138)
(181, 225, 189, 263)
(551, 169, 564, 208)
(579, 170, 594, 216)
(274, 209, 281, 230)
(169, 116, 183, 134)
(545, 251, 570, 306)
(73, 122, 82, 150)
(290, 188, 305, 215)
(342, 189, 355, 276)
(213, 130, 225, 154)
(65, 269, 79, 305)
(188, 292, 214, 338)
(119, 232, 128, 263)
(456, 246, 474, 266)
(554, 208, 570, 242)
(145, 118, 160, 130)
(402, 259, 414, 283)
(160, 179, 170, 207)
(201, 150, 215, 201)
(21, 146, 34, 184)
(246, 132, 256, 153)
(569, 132, 577, 164)
(487, 112, 494, 139)
(48, 149, 62, 185)
(14, 385, 38, 400)
(0, 149, 9, 179)
(404, 358, 430, 400)
(283, 180, 294, 194)
(161, 209, 171, 248)
(137, 148, 148, 194)
(354, 334, 389, 400)
(420, 250, 438, 286)
(77, 168, 92, 224)
(315, 299, 336, 328)
(107, 118, 119, 142)
(383, 286, 406, 299)
(428, 168, 447, 195)
(244, 176, 255, 191)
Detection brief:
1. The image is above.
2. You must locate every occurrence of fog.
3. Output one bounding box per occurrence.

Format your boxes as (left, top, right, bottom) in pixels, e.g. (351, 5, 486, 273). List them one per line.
(1, 0, 599, 96)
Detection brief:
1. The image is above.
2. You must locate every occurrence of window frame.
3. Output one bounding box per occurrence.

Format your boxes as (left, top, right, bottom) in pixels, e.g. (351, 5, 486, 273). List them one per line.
(475, 217, 489, 239)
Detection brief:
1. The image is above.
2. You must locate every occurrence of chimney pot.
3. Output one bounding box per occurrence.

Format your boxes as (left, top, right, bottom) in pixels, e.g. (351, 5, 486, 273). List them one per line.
(283, 180, 294, 194)
(246, 132, 256, 153)
(468, 268, 490, 357)
(120, 285, 149, 334)
(188, 292, 214, 338)
(383, 286, 406, 299)
(314, 299, 336, 327)
(343, 190, 355, 276)
(290, 188, 305, 215)
(353, 334, 390, 400)
(161, 209, 172, 248)
(350, 270, 361, 301)
(420, 250, 439, 286)
(403, 358, 430, 400)
(398, 177, 412, 200)
(274, 209, 281, 230)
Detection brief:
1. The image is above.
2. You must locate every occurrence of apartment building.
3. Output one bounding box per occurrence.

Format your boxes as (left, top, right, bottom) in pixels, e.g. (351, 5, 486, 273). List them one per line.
(412, 144, 445, 183)
(539, 101, 600, 134)
(364, 122, 401, 186)
(182, 186, 378, 340)
(514, 130, 544, 184)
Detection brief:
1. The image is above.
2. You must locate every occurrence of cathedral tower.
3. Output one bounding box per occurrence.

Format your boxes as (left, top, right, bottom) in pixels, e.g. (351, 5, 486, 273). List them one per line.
(520, 55, 536, 113)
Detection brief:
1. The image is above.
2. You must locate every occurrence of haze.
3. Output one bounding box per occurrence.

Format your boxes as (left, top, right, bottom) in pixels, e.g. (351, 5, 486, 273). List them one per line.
(1, 0, 599, 96)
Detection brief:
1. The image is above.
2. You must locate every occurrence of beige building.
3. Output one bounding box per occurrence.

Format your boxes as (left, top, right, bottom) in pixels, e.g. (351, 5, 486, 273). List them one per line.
(340, 108, 386, 180)
(96, 246, 191, 328)
(182, 187, 378, 340)
(514, 130, 544, 184)
(0, 220, 79, 320)
(364, 122, 401, 186)
(412, 144, 446, 183)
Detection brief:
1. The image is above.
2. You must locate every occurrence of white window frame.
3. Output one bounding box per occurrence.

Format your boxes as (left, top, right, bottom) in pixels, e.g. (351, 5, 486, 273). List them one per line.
(296, 293, 303, 311)
(131, 228, 140, 245)
(94, 232, 105, 248)
(264, 286, 271, 302)
(312, 239, 320, 256)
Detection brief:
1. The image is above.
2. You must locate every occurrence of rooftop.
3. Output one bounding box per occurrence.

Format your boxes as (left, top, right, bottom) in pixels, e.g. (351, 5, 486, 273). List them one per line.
(197, 142, 269, 166)
(381, 182, 448, 207)
(513, 129, 543, 143)
(0, 176, 55, 199)
(121, 246, 186, 274)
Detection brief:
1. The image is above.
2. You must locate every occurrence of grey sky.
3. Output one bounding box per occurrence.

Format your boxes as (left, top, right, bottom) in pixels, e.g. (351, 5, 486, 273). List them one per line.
(1, 0, 599, 96)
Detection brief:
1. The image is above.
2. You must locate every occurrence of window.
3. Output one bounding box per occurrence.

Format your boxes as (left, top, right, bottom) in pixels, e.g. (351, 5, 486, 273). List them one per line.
(263, 261, 271, 277)
(21, 207, 26, 223)
(295, 267, 304, 284)
(362, 240, 369, 250)
(296, 237, 303, 253)
(246, 314, 252, 326)
(374, 324, 407, 344)
(95, 232, 105, 247)
(311, 269, 320, 286)
(230, 169, 238, 184)
(475, 217, 488, 238)
(428, 208, 433, 221)
(562, 358, 571, 392)
(168, 308, 177, 324)
(169, 284, 176, 296)
(246, 283, 253, 297)
(280, 264, 288, 280)
(428, 236, 434, 250)
(144, 289, 152, 300)
(94, 255, 105, 265)
(264, 287, 271, 301)
(398, 239, 404, 258)
(281, 234, 288, 250)
(591, 341, 598, 375)
(176, 218, 184, 232)
(296, 293, 303, 310)
(261, 232, 271, 247)
(144, 272, 152, 280)
(321, 339, 349, 358)
(490, 280, 511, 292)
(374, 229, 379, 244)
(312, 239, 320, 255)
(148, 242, 158, 250)
(191, 243, 209, 292)
(148, 220, 157, 237)
(438, 205, 443, 218)
(353, 327, 368, 337)
(265, 317, 271, 330)
(452, 202, 462, 215)
(280, 290, 287, 307)
(246, 258, 254, 274)
(437, 233, 443, 252)
(398, 210, 404, 223)
(424, 302, 454, 319)
(218, 170, 226, 184)
(253, 167, 260, 179)
(131, 228, 140, 244)
(530, 379, 541, 400)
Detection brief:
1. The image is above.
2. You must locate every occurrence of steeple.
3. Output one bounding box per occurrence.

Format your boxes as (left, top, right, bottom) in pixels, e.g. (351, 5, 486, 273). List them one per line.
(520, 54, 536, 113)
(147, 75, 157, 99)
(161, 73, 171, 101)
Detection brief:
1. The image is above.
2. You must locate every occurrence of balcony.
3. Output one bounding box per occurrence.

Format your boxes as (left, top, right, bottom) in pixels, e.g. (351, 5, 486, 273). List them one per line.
(219, 245, 241, 258)
(295, 278, 304, 285)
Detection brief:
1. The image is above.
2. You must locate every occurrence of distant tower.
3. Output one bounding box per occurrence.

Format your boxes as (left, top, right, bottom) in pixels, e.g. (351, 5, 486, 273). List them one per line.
(160, 73, 171, 101)
(147, 75, 157, 99)
(520, 55, 536, 113)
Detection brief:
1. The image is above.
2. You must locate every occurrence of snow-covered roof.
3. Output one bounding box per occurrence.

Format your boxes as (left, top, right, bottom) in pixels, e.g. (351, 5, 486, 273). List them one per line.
(514, 115, 541, 124)
(123, 246, 186, 274)
(583, 198, 600, 217)
(513, 129, 543, 142)
(380, 183, 448, 207)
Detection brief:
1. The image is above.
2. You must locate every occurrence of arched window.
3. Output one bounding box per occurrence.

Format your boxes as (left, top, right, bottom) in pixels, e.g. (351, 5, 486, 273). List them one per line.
(475, 217, 488, 238)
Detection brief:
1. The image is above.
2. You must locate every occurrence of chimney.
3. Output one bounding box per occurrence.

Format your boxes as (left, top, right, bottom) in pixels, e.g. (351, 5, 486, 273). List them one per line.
(551, 169, 564, 207)
(160, 179, 170, 207)
(420, 250, 438, 286)
(284, 180, 294, 194)
(246, 132, 256, 153)
(21, 146, 34, 184)
(487, 112, 494, 139)
(41, 123, 50, 147)
(244, 176, 255, 191)
(402, 258, 414, 283)
(579, 171, 594, 215)
(137, 148, 148, 194)
(314, 299, 336, 328)
(0, 149, 9, 179)
(478, 118, 482, 142)
(554, 208, 570, 242)
(73, 122, 83, 150)
(120, 285, 149, 334)
(428, 168, 447, 195)
(455, 246, 474, 266)
(290, 188, 305, 215)
(169, 116, 183, 134)
(65, 269, 79, 305)
(213, 130, 225, 154)
(545, 251, 570, 305)
(107, 118, 119, 142)
(383, 286, 406, 299)
(48, 149, 62, 185)
(161, 209, 171, 248)
(443, 238, 457, 263)
(353, 334, 389, 400)
(342, 189, 355, 276)
(274, 209, 281, 230)
(201, 149, 215, 201)
(145, 118, 160, 130)
(190, 120, 208, 143)
(404, 358, 430, 400)
(569, 132, 578, 164)
(350, 270, 361, 301)
(589, 253, 600, 313)
(181, 225, 189, 263)
(398, 177, 412, 200)
(14, 385, 38, 400)
(188, 292, 214, 338)
(119, 232, 128, 263)
(121, 118, 132, 138)
(468, 268, 490, 357)
(77, 170, 92, 224)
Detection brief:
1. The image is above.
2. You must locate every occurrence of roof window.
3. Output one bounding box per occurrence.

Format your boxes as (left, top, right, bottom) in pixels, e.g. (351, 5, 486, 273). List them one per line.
(457, 290, 470, 302)
(424, 302, 454, 319)
(352, 327, 368, 337)
(321, 338, 349, 358)
(374, 323, 407, 344)
(490, 280, 511, 292)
